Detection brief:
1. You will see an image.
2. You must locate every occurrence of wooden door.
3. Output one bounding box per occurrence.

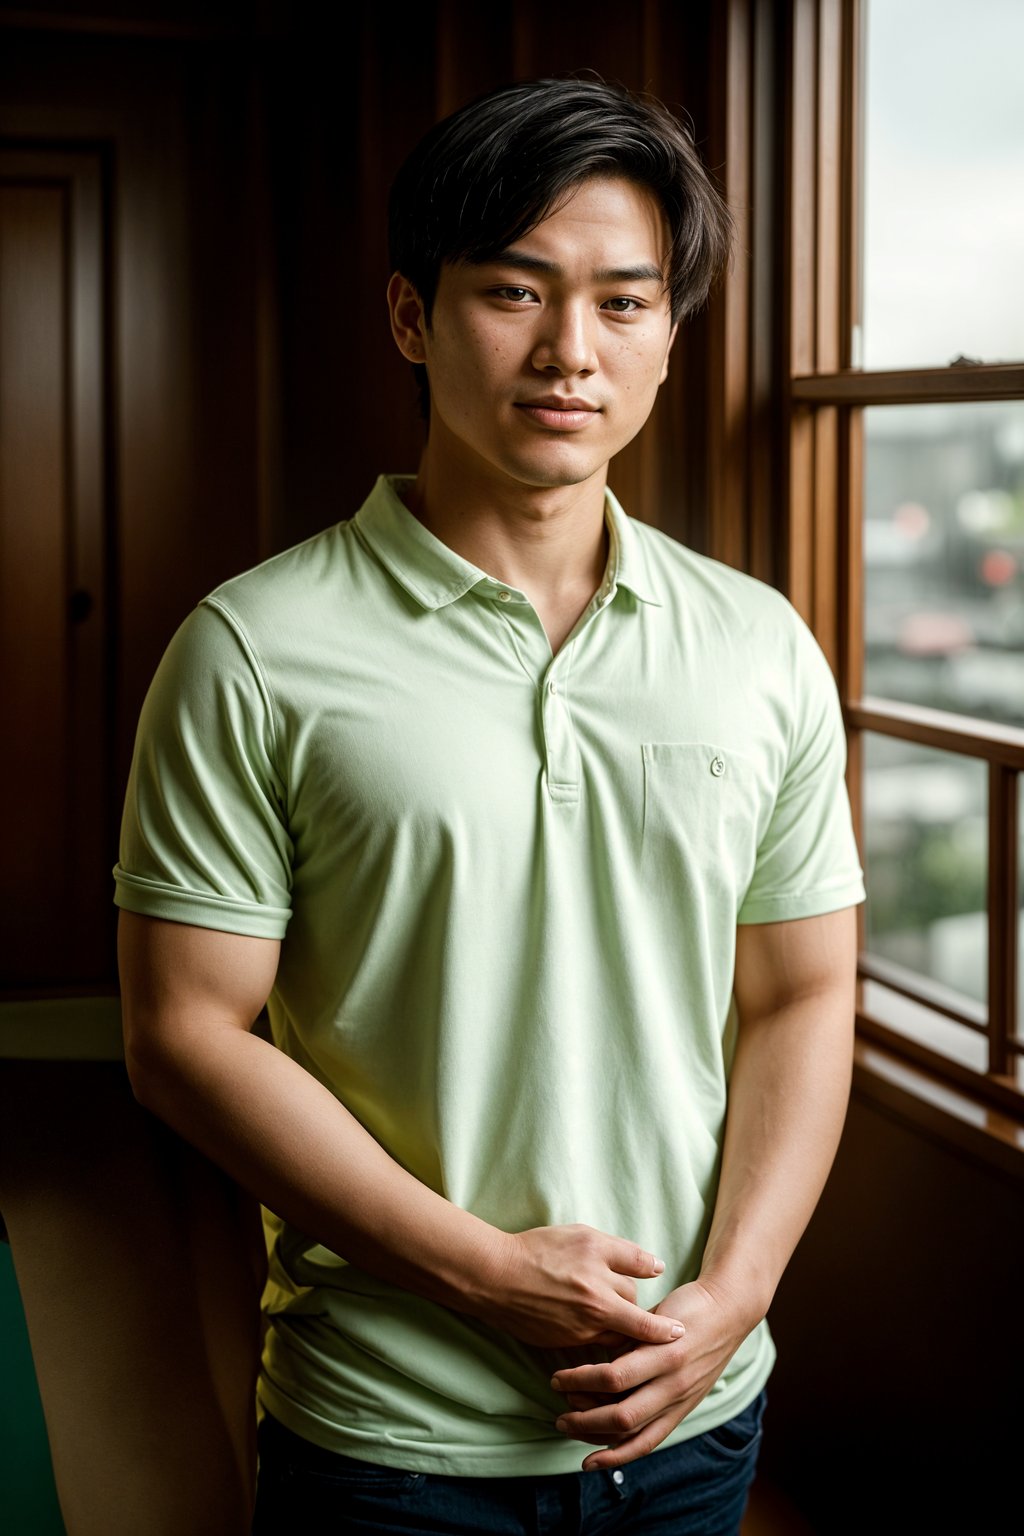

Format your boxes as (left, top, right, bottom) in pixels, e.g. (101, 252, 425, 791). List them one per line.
(0, 148, 109, 989)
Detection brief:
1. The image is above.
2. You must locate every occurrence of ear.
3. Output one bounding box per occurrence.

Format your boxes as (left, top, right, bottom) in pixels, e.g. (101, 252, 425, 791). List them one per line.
(387, 272, 428, 363)
(658, 321, 680, 386)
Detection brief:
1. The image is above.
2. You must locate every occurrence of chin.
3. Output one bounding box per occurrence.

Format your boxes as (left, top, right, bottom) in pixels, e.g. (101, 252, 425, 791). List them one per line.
(499, 449, 609, 491)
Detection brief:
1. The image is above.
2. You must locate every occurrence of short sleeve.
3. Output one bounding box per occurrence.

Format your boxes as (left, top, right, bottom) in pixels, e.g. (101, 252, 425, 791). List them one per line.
(737, 611, 866, 925)
(113, 598, 294, 938)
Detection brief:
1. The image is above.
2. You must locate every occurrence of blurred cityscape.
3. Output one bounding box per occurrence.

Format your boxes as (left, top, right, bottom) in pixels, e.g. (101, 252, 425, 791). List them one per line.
(862, 403, 1024, 1023)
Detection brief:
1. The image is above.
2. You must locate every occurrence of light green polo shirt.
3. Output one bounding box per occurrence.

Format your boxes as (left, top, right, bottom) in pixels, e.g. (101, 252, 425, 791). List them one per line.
(114, 473, 865, 1475)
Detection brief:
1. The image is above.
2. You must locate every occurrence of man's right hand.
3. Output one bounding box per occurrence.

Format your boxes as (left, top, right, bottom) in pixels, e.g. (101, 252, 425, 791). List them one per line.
(476, 1224, 682, 1349)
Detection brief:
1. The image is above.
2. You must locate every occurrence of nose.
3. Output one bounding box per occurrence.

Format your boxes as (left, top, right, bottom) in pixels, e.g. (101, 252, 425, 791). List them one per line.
(530, 301, 598, 377)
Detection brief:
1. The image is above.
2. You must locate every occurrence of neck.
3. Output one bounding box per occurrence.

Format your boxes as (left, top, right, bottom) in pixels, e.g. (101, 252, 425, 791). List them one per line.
(405, 439, 610, 604)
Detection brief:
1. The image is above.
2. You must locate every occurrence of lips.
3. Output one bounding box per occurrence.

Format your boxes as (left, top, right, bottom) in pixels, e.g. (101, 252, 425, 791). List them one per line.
(514, 397, 602, 430)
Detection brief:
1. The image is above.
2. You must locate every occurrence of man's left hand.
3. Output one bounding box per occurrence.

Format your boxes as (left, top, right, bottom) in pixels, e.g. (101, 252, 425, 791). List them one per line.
(548, 1278, 756, 1471)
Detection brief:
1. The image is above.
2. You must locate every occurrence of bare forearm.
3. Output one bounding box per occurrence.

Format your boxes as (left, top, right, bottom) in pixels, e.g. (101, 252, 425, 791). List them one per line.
(118, 912, 695, 1351)
(128, 1022, 505, 1314)
(698, 985, 853, 1321)
(126, 1017, 680, 1351)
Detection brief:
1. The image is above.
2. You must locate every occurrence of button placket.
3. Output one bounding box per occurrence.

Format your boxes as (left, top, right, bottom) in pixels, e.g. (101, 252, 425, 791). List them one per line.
(541, 650, 580, 804)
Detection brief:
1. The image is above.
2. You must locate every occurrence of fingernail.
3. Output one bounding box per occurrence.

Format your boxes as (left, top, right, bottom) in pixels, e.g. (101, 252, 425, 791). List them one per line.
(550, 1376, 562, 1391)
(555, 1417, 568, 1433)
(670, 1323, 685, 1338)
(652, 1258, 665, 1273)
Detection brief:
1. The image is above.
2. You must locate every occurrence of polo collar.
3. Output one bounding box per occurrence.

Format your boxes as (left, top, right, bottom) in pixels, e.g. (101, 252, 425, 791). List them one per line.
(352, 474, 662, 612)
(603, 486, 663, 608)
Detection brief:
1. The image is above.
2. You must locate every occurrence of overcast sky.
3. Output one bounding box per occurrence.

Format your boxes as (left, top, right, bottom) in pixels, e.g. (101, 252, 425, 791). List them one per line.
(862, 0, 1024, 369)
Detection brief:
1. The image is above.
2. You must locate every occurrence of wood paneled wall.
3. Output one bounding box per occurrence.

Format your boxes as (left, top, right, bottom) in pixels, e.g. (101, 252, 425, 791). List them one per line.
(269, 0, 727, 547)
(0, 2, 743, 994)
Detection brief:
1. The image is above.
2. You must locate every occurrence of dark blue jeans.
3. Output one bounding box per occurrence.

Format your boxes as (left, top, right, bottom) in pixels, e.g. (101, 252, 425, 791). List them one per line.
(251, 1389, 766, 1534)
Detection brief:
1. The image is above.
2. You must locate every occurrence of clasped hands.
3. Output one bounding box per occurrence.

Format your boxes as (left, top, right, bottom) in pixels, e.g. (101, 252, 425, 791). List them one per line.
(486, 1224, 753, 1472)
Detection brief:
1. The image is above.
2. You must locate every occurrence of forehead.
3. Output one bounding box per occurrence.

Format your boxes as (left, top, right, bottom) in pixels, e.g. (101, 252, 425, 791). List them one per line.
(506, 176, 671, 266)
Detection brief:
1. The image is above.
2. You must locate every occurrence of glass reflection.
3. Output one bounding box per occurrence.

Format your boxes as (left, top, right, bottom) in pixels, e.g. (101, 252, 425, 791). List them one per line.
(864, 733, 987, 1006)
(863, 402, 1024, 729)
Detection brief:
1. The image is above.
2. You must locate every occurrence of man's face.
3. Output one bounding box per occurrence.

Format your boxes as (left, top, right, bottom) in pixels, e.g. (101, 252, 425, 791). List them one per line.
(389, 176, 678, 496)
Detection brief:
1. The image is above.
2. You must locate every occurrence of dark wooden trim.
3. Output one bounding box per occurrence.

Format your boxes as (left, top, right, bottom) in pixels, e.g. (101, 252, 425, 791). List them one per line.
(748, 0, 782, 590)
(0, 8, 280, 40)
(784, 0, 818, 619)
(792, 362, 1024, 403)
(708, 0, 753, 574)
(784, 0, 848, 646)
(247, 61, 282, 563)
(988, 765, 1019, 1075)
(852, 1038, 1024, 1185)
(840, 406, 862, 698)
(812, 404, 838, 667)
(787, 0, 816, 381)
(846, 698, 1024, 768)
(840, 0, 862, 368)
(815, 0, 841, 376)
(856, 1009, 1022, 1119)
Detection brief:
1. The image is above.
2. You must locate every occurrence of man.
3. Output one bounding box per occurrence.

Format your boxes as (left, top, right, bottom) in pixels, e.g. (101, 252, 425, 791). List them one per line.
(115, 76, 865, 1535)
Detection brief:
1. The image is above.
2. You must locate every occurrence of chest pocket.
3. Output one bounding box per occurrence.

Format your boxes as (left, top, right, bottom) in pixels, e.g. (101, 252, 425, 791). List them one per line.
(641, 742, 762, 902)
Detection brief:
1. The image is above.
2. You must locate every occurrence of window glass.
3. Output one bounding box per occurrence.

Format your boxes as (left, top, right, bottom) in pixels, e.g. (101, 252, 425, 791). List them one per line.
(861, 0, 1024, 369)
(863, 401, 1024, 727)
(859, 979, 988, 1074)
(864, 732, 987, 1009)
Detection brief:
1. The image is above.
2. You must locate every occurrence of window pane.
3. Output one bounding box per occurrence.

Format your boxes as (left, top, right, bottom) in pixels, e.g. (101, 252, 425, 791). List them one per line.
(864, 733, 987, 1008)
(861, 0, 1024, 369)
(860, 979, 988, 1074)
(863, 401, 1024, 728)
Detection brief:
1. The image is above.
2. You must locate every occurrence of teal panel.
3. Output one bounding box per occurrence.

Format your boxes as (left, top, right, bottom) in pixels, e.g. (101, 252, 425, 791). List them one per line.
(0, 1242, 66, 1535)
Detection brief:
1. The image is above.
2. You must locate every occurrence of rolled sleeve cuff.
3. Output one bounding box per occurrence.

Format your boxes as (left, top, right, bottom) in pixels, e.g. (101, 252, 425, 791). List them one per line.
(737, 875, 866, 926)
(113, 866, 291, 940)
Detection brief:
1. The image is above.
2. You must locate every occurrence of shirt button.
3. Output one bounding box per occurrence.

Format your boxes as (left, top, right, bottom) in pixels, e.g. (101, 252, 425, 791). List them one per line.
(548, 680, 558, 696)
(612, 1470, 625, 1485)
(497, 589, 512, 602)
(710, 755, 726, 777)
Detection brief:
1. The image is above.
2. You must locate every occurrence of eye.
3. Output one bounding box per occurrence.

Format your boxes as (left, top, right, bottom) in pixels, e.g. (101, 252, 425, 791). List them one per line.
(602, 297, 643, 314)
(493, 286, 535, 303)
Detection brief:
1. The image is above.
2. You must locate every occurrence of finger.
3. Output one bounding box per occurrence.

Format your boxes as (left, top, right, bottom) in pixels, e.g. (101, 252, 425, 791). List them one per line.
(551, 1343, 667, 1397)
(607, 1241, 666, 1280)
(605, 1298, 684, 1346)
(580, 1409, 681, 1471)
(555, 1381, 665, 1445)
(560, 1422, 632, 1447)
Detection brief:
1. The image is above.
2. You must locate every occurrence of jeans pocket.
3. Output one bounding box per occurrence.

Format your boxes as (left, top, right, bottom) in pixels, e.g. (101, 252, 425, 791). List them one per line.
(700, 1389, 767, 1460)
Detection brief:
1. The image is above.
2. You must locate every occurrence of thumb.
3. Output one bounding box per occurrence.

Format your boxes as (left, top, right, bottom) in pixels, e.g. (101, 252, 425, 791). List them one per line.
(635, 1307, 686, 1344)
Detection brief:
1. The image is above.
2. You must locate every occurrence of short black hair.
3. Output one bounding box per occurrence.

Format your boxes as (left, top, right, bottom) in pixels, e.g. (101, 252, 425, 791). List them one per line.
(387, 74, 734, 418)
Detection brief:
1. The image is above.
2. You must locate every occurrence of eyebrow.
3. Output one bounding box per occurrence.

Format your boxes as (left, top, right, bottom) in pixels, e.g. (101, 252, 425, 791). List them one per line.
(480, 250, 665, 286)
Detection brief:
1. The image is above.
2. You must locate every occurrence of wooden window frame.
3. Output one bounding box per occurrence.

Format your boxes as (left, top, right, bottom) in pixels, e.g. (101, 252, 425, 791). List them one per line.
(789, 0, 1023, 1129)
(708, 0, 1024, 1169)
